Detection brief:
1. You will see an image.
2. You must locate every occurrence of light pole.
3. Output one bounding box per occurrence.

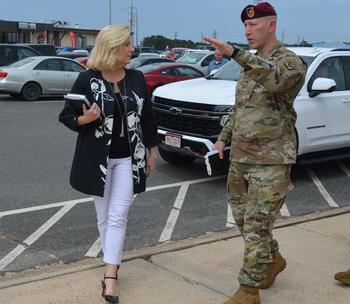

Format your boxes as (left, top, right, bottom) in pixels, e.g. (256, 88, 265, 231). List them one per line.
(109, 0, 112, 25)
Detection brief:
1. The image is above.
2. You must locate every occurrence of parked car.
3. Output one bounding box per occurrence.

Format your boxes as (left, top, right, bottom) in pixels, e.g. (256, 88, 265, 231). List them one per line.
(127, 55, 174, 69)
(166, 48, 189, 60)
(152, 47, 350, 166)
(138, 46, 160, 54)
(176, 50, 231, 75)
(136, 62, 205, 95)
(74, 56, 89, 66)
(0, 43, 57, 66)
(57, 50, 89, 59)
(0, 56, 86, 101)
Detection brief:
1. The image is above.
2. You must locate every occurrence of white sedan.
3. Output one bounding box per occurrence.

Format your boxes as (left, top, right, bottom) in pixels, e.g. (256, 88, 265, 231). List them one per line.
(0, 56, 86, 101)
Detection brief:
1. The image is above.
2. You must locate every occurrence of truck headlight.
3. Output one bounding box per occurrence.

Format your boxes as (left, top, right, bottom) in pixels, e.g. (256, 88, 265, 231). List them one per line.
(220, 115, 229, 127)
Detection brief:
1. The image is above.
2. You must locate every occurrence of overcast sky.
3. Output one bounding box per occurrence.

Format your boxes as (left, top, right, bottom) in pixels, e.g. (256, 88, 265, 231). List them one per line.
(1, 0, 348, 44)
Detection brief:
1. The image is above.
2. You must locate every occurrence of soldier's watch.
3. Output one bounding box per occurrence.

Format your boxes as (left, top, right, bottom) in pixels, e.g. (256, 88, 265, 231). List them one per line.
(230, 47, 240, 59)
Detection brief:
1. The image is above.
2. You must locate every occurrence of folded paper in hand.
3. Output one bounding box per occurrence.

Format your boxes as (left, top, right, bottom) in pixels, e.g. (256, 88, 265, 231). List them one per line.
(64, 93, 92, 110)
(204, 147, 230, 176)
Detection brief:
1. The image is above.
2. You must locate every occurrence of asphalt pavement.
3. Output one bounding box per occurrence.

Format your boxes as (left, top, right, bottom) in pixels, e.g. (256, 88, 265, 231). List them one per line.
(1, 208, 350, 304)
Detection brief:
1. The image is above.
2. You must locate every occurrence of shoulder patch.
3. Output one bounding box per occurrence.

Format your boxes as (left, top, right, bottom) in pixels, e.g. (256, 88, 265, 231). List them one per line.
(285, 61, 295, 70)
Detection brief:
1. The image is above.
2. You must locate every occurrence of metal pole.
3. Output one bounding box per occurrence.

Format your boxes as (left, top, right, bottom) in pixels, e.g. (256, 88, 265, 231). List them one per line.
(135, 8, 139, 47)
(109, 0, 112, 25)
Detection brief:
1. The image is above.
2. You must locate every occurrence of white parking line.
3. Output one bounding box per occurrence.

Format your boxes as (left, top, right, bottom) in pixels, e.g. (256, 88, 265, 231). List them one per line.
(0, 245, 26, 272)
(146, 175, 225, 192)
(158, 183, 190, 243)
(226, 202, 235, 228)
(338, 162, 350, 178)
(306, 167, 339, 208)
(0, 204, 75, 271)
(33, 100, 65, 104)
(85, 237, 101, 258)
(0, 197, 92, 217)
(0, 177, 225, 218)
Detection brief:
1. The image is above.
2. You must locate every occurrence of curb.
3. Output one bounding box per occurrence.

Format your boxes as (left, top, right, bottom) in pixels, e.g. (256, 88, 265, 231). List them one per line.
(1, 205, 350, 289)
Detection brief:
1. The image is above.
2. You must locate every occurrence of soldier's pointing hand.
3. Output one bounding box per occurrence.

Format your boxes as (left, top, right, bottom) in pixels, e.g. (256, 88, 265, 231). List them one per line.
(203, 36, 233, 57)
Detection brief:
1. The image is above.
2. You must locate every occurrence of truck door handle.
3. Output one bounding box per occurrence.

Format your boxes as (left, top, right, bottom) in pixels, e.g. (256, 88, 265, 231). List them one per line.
(341, 97, 350, 103)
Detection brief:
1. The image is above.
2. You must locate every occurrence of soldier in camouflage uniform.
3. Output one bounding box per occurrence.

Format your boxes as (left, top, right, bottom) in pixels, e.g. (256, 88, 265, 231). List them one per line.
(204, 2, 307, 304)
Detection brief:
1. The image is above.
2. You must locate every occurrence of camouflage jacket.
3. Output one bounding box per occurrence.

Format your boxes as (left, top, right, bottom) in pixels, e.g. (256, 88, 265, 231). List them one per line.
(218, 42, 307, 164)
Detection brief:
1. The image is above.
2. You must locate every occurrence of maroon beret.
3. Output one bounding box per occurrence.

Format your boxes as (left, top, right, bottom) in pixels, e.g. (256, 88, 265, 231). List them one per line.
(241, 2, 277, 23)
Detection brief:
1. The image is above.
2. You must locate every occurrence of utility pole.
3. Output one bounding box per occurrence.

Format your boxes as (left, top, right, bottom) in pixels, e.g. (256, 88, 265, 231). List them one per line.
(128, 0, 136, 46)
(135, 8, 139, 47)
(108, 0, 112, 25)
(213, 30, 218, 39)
(174, 30, 178, 47)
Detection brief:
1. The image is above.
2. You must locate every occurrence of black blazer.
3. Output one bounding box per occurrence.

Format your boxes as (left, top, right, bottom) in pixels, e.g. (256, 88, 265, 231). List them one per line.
(59, 68, 157, 197)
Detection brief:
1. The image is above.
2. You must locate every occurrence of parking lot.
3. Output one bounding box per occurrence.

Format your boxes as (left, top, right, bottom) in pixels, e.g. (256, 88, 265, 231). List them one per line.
(1, 96, 350, 274)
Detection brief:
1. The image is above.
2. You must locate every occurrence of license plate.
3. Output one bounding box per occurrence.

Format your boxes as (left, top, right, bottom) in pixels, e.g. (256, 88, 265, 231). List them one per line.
(165, 133, 181, 148)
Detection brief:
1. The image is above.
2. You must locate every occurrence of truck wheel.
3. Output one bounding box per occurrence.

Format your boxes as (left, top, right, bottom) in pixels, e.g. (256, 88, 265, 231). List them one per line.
(22, 82, 41, 101)
(158, 146, 195, 165)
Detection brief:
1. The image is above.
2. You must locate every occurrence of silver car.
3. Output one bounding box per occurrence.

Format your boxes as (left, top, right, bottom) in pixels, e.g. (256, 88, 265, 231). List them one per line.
(176, 51, 231, 75)
(0, 56, 86, 101)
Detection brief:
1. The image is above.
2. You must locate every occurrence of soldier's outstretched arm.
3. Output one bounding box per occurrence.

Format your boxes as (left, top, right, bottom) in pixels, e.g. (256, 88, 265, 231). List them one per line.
(233, 49, 307, 93)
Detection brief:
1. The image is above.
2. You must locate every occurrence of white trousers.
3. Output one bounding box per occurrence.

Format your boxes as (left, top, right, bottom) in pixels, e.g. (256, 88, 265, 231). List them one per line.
(93, 157, 134, 265)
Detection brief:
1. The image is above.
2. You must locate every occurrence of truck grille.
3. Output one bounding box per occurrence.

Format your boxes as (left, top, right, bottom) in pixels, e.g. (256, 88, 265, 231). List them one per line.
(153, 96, 225, 137)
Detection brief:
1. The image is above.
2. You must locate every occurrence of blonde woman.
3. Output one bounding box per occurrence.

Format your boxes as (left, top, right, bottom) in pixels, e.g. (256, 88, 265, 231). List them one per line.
(59, 25, 157, 303)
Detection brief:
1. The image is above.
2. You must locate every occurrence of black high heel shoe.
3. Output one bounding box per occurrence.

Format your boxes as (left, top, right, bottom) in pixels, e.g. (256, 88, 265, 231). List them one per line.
(101, 267, 120, 304)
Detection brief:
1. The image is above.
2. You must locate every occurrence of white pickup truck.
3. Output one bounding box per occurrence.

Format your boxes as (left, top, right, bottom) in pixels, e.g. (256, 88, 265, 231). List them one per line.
(152, 47, 350, 166)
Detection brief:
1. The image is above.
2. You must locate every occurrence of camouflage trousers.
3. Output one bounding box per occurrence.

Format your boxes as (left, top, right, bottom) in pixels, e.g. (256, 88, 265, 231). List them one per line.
(227, 161, 292, 287)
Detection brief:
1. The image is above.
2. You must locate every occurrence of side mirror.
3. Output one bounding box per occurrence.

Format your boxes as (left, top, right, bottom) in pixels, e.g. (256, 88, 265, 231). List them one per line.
(309, 77, 336, 98)
(201, 60, 210, 67)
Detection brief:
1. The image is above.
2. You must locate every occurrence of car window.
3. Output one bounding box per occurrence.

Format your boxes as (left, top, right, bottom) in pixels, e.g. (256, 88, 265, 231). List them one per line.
(300, 56, 315, 67)
(201, 54, 215, 67)
(308, 57, 346, 91)
(61, 59, 85, 72)
(128, 57, 144, 69)
(209, 60, 241, 81)
(160, 68, 177, 76)
(136, 63, 163, 73)
(174, 67, 203, 77)
(0, 46, 14, 65)
(17, 47, 37, 60)
(177, 52, 208, 64)
(34, 59, 61, 71)
(341, 56, 350, 90)
(9, 57, 36, 67)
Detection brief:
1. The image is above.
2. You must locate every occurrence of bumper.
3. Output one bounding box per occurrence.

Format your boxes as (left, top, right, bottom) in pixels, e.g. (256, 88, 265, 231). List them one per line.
(157, 129, 215, 159)
(0, 81, 23, 94)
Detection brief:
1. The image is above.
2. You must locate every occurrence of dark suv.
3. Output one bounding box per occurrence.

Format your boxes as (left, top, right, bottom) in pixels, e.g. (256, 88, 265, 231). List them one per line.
(0, 44, 57, 66)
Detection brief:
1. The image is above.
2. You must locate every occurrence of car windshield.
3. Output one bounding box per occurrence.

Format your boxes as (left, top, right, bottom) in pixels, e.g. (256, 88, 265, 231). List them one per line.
(208, 60, 242, 81)
(128, 58, 146, 69)
(9, 57, 36, 67)
(177, 52, 208, 64)
(299, 56, 315, 67)
(136, 63, 163, 73)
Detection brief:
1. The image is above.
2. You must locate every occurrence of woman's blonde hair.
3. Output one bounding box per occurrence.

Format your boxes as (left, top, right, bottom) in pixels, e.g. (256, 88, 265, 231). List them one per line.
(87, 25, 131, 71)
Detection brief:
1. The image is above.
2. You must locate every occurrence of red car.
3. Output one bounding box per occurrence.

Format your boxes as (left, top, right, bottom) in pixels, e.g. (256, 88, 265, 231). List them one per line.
(136, 62, 204, 95)
(74, 56, 89, 66)
(166, 48, 188, 60)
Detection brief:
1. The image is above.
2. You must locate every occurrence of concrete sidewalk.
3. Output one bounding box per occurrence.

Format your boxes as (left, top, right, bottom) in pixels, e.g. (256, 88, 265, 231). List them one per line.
(1, 211, 350, 304)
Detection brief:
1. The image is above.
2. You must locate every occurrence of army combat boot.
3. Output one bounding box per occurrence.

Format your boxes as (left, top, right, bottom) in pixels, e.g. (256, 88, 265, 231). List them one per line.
(223, 284, 260, 304)
(259, 252, 286, 289)
(334, 270, 350, 285)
